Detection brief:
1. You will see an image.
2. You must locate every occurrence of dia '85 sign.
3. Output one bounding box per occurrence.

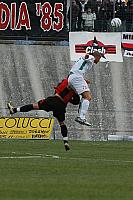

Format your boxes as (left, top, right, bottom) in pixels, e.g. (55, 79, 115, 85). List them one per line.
(0, 0, 67, 39)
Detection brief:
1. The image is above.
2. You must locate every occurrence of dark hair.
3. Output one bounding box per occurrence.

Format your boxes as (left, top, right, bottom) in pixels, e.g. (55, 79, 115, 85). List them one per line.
(93, 51, 106, 58)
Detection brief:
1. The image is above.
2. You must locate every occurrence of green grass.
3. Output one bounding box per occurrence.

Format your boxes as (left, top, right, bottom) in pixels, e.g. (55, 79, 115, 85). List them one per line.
(0, 140, 133, 200)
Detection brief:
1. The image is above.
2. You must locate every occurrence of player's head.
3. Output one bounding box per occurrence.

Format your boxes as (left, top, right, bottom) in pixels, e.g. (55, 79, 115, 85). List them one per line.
(80, 0, 86, 3)
(72, 0, 76, 5)
(93, 51, 105, 64)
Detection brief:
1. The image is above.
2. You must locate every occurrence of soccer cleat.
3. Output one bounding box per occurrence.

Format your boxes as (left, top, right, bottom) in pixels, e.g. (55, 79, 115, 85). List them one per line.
(64, 143, 70, 151)
(75, 117, 91, 126)
(7, 102, 16, 114)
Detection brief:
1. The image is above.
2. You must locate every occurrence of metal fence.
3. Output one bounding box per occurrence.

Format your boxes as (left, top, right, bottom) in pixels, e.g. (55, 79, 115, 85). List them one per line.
(68, 0, 133, 32)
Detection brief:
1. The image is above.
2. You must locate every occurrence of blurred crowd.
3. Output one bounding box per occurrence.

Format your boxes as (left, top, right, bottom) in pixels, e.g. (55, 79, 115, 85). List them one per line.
(67, 0, 133, 32)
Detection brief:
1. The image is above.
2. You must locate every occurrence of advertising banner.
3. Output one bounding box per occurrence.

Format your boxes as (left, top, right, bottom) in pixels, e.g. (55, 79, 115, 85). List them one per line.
(69, 32, 123, 62)
(0, 0, 67, 39)
(0, 117, 54, 139)
(121, 32, 133, 57)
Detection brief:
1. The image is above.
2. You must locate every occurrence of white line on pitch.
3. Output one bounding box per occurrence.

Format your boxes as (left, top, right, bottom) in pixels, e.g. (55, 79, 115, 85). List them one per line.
(0, 154, 60, 159)
(60, 157, 133, 164)
(1, 154, 132, 163)
(0, 156, 42, 159)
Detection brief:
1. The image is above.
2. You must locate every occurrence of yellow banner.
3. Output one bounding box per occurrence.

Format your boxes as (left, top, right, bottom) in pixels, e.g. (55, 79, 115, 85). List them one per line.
(0, 117, 54, 139)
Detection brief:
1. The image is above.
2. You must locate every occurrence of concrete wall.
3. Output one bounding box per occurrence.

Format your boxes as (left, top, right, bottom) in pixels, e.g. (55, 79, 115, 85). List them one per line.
(0, 44, 132, 140)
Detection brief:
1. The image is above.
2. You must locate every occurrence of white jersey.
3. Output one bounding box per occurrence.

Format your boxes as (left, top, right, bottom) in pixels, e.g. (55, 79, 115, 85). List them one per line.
(69, 55, 95, 77)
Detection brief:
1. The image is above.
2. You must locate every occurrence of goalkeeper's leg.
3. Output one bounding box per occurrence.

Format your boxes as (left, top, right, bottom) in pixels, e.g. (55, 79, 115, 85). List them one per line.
(7, 102, 37, 114)
(7, 99, 49, 114)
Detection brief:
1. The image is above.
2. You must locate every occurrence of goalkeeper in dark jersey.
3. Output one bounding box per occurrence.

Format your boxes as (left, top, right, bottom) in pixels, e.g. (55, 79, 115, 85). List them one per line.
(7, 79, 80, 151)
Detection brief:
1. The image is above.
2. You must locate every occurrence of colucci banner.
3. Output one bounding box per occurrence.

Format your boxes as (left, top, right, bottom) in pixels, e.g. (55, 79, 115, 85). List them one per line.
(69, 32, 123, 62)
(0, 117, 54, 139)
(0, 0, 67, 39)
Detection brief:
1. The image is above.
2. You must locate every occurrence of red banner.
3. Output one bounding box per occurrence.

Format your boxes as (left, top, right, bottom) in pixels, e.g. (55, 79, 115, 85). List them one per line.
(122, 32, 133, 57)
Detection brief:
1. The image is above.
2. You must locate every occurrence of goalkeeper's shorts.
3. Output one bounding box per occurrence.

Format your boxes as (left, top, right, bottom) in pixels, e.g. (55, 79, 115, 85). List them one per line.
(38, 96, 66, 122)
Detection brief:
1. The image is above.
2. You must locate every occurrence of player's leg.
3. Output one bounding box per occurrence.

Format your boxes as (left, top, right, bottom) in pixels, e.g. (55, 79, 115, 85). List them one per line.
(68, 74, 91, 126)
(7, 102, 37, 114)
(7, 98, 49, 114)
(53, 107, 70, 151)
(75, 91, 92, 126)
(58, 121, 70, 151)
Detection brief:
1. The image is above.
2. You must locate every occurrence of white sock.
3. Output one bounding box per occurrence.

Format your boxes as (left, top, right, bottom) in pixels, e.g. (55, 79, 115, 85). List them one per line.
(17, 107, 20, 112)
(63, 137, 68, 141)
(79, 99, 90, 120)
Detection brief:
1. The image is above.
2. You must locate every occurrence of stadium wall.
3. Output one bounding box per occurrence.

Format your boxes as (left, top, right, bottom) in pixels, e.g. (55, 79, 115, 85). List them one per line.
(0, 44, 132, 140)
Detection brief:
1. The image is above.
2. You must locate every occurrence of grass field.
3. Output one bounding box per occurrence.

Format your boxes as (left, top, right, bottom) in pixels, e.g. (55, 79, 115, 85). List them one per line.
(0, 140, 133, 200)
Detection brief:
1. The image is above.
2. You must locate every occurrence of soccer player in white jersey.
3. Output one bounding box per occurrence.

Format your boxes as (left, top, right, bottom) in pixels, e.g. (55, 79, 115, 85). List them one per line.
(68, 51, 104, 126)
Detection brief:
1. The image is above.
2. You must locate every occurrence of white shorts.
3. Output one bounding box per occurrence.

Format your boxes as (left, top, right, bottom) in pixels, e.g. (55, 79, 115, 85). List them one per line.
(68, 73, 90, 95)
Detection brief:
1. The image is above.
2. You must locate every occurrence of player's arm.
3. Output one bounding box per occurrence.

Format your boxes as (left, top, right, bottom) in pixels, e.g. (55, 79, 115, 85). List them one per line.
(85, 79, 91, 84)
(84, 53, 95, 64)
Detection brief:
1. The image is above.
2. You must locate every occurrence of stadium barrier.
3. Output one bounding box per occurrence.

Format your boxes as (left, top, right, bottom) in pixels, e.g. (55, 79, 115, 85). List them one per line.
(108, 135, 133, 141)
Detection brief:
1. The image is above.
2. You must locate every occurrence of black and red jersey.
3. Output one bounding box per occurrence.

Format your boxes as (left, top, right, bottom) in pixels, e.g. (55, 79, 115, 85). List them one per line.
(54, 79, 80, 105)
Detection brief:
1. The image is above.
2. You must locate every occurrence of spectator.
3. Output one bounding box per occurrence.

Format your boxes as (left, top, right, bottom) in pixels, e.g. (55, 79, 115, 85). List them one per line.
(97, 4, 108, 32)
(94, 0, 103, 31)
(104, 0, 114, 20)
(115, 1, 127, 31)
(68, 0, 133, 32)
(104, 0, 115, 31)
(86, 0, 97, 11)
(126, 1, 133, 31)
(76, 0, 90, 31)
(82, 8, 96, 31)
(68, 0, 80, 31)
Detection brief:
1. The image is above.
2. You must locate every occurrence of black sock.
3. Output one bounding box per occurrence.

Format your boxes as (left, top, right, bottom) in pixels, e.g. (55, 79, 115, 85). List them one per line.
(60, 124, 69, 144)
(20, 104, 34, 112)
(63, 140, 68, 144)
(13, 108, 17, 113)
